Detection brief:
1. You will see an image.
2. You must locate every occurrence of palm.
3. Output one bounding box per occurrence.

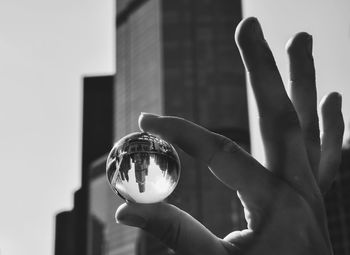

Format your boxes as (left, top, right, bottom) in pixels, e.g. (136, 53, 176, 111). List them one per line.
(229, 175, 329, 254)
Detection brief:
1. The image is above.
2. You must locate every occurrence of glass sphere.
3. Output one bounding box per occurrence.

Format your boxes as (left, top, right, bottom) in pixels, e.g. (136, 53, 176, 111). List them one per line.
(106, 132, 181, 204)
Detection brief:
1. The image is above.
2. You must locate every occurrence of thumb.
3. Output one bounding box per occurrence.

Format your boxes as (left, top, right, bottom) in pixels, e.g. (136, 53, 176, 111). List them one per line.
(116, 202, 235, 255)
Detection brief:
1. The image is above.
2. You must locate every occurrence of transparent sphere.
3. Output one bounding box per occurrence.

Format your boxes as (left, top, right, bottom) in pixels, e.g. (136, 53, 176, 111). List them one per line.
(106, 132, 181, 204)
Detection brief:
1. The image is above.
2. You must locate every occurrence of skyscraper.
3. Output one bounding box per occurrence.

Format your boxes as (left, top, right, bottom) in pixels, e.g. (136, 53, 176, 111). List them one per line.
(54, 75, 115, 255)
(111, 0, 249, 254)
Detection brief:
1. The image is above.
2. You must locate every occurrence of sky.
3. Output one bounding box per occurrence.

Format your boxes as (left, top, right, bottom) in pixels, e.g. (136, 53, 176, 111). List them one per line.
(1, 1, 350, 255)
(0, 1, 114, 254)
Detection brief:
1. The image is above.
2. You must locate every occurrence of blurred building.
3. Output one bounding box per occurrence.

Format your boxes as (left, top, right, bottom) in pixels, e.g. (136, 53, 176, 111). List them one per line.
(55, 75, 115, 255)
(325, 144, 350, 255)
(55, 190, 85, 255)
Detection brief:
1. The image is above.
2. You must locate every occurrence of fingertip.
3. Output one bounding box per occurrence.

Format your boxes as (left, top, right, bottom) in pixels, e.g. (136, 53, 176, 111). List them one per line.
(116, 202, 161, 228)
(235, 16, 263, 49)
(328, 92, 342, 107)
(320, 92, 343, 114)
(115, 202, 127, 223)
(138, 112, 161, 132)
(116, 201, 165, 216)
(286, 32, 312, 56)
(320, 92, 344, 137)
(223, 229, 254, 250)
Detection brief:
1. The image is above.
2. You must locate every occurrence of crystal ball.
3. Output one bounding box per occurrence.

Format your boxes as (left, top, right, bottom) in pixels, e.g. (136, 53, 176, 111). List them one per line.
(106, 132, 181, 204)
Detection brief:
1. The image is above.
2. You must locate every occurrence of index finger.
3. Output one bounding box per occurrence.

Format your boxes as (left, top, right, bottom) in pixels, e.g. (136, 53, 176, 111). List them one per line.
(139, 113, 275, 204)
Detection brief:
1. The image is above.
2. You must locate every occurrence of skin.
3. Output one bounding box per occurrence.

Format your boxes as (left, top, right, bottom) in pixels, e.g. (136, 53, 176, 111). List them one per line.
(115, 17, 344, 255)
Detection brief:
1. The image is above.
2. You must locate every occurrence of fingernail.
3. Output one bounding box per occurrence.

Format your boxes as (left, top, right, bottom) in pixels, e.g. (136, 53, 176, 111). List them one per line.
(116, 214, 147, 228)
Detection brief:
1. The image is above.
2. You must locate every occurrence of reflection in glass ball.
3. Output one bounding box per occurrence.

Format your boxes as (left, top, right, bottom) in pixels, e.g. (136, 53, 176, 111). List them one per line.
(106, 132, 181, 203)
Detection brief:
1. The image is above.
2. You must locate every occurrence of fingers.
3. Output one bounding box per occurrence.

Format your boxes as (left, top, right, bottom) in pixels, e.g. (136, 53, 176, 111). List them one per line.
(235, 18, 315, 194)
(318, 93, 344, 193)
(235, 17, 291, 116)
(286, 33, 320, 174)
(139, 113, 275, 205)
(139, 113, 227, 165)
(116, 202, 233, 255)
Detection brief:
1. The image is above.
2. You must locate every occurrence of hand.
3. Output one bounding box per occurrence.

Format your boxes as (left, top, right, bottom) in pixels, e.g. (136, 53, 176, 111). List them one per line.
(115, 17, 344, 255)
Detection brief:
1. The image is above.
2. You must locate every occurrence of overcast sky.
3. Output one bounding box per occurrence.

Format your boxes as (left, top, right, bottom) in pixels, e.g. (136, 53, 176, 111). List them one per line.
(0, 1, 114, 254)
(0, 1, 350, 255)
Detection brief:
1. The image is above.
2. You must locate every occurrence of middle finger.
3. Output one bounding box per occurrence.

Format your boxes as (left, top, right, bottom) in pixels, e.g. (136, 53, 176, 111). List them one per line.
(286, 32, 320, 175)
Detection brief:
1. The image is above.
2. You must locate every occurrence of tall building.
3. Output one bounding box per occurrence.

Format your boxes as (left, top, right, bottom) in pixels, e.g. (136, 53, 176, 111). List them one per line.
(111, 0, 248, 254)
(54, 75, 115, 255)
(55, 189, 85, 255)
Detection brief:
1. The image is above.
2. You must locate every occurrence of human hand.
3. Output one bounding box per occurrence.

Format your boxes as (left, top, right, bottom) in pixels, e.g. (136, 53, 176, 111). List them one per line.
(115, 17, 344, 255)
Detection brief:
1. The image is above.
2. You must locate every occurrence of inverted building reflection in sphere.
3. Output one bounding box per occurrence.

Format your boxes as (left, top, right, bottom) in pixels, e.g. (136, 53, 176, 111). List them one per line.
(106, 132, 181, 203)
